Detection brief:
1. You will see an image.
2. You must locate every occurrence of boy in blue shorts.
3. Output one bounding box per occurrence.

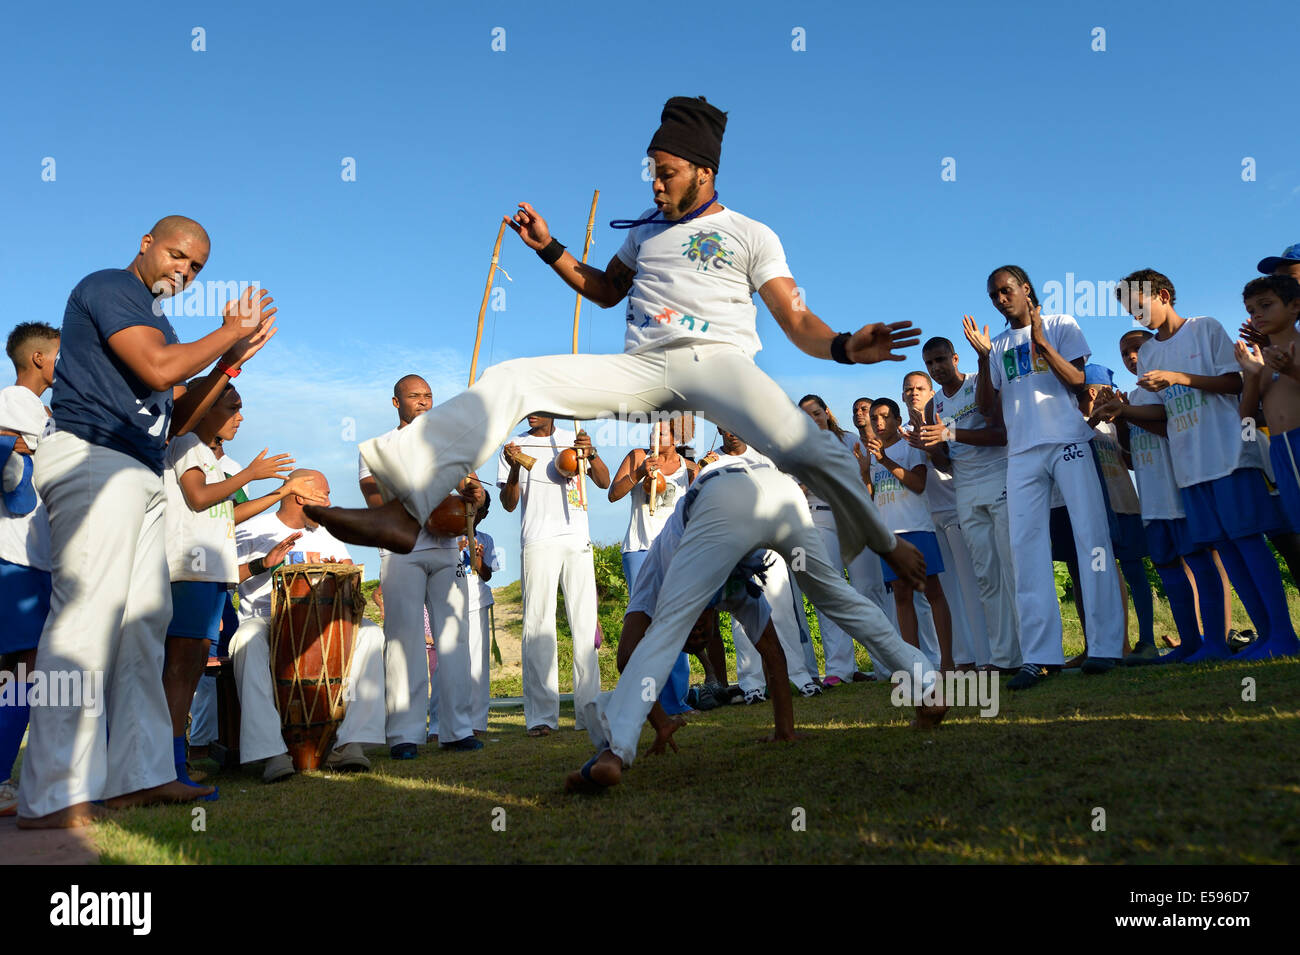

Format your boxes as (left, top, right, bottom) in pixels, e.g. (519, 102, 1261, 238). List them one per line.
(0, 323, 59, 815)
(1112, 269, 1298, 661)
(1095, 331, 1230, 662)
(865, 398, 954, 670)
(1237, 275, 1300, 545)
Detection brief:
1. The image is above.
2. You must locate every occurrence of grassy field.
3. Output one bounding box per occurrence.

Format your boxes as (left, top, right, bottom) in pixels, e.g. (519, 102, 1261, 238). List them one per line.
(87, 657, 1300, 864)
(54, 561, 1300, 864)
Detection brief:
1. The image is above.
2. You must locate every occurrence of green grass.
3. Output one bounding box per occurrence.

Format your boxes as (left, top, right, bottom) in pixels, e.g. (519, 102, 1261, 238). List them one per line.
(89, 657, 1300, 864)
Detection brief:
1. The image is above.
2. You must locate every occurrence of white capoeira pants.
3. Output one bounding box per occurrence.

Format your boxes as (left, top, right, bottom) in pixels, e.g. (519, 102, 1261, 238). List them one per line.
(954, 485, 1022, 669)
(931, 509, 992, 667)
(229, 615, 386, 763)
(381, 548, 474, 745)
(521, 535, 600, 731)
(19, 432, 175, 818)
(1007, 441, 1124, 664)
(360, 341, 897, 566)
(468, 604, 491, 732)
(846, 548, 941, 671)
(810, 517, 857, 680)
(765, 557, 817, 687)
(584, 467, 935, 767)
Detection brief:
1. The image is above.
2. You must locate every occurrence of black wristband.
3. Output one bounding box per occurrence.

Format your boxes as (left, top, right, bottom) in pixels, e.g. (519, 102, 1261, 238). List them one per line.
(830, 331, 853, 365)
(537, 238, 566, 266)
(249, 557, 266, 576)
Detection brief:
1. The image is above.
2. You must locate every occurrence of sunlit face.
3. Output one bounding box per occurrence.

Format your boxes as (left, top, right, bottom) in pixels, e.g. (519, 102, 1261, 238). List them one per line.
(137, 228, 208, 298)
(648, 151, 709, 220)
(922, 346, 957, 387)
(870, 404, 899, 441)
(526, 414, 553, 432)
(1119, 337, 1148, 376)
(800, 399, 829, 431)
(33, 338, 60, 388)
(987, 270, 1032, 323)
(851, 399, 871, 429)
(208, 387, 243, 441)
(902, 374, 932, 416)
(1245, 291, 1300, 337)
(1119, 286, 1173, 333)
(652, 420, 675, 451)
(393, 377, 433, 424)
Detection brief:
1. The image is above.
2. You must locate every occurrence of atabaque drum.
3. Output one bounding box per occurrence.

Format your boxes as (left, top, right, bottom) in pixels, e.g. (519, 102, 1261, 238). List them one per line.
(269, 563, 366, 770)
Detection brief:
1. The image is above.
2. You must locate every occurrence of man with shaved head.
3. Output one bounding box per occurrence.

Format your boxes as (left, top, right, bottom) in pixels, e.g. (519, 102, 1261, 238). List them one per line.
(230, 470, 387, 781)
(18, 216, 278, 827)
(360, 375, 486, 754)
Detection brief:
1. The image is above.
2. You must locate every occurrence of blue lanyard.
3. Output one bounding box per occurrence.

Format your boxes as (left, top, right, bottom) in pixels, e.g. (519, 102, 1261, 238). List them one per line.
(609, 191, 720, 230)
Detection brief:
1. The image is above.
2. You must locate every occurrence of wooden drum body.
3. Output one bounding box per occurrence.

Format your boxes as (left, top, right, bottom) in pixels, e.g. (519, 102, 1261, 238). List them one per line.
(269, 563, 365, 770)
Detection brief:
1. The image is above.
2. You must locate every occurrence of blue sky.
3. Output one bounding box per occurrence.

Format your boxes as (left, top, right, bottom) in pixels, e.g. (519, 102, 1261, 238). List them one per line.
(3, 0, 1296, 582)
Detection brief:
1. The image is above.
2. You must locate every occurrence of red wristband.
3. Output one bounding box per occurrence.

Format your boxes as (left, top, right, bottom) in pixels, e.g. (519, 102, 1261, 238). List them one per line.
(217, 362, 241, 379)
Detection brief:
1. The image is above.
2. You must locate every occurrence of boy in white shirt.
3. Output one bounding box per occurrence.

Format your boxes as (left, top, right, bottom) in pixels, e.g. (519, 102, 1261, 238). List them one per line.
(1108, 269, 1298, 661)
(0, 322, 58, 816)
(162, 385, 315, 793)
(866, 398, 954, 670)
(963, 266, 1125, 688)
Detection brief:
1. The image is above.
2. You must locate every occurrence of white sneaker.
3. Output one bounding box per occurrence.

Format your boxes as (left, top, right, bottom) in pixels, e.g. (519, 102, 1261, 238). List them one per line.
(0, 779, 17, 817)
(799, 682, 823, 698)
(262, 753, 295, 783)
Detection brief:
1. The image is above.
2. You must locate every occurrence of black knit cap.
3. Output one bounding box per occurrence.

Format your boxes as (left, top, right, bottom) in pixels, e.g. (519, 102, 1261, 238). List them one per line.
(647, 96, 727, 173)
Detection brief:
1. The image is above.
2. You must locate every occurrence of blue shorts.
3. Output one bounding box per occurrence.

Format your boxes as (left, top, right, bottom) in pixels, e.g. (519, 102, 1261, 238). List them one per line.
(1180, 469, 1279, 547)
(0, 557, 51, 654)
(1269, 428, 1300, 534)
(167, 580, 228, 641)
(881, 530, 945, 584)
(1112, 512, 1149, 562)
(1144, 517, 1196, 567)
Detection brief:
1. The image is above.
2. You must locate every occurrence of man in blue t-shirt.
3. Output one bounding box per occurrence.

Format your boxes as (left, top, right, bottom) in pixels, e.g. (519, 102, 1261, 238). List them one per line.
(18, 215, 277, 828)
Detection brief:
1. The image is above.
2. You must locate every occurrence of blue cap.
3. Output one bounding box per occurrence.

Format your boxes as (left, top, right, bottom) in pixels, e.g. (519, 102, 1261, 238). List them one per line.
(1083, 364, 1114, 387)
(1257, 243, 1300, 274)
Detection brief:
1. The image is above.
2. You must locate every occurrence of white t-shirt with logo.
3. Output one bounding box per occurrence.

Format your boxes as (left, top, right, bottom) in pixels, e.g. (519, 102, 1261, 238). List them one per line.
(987, 315, 1096, 454)
(0, 385, 51, 571)
(496, 427, 589, 547)
(360, 427, 456, 556)
(1125, 404, 1184, 522)
(1091, 422, 1140, 515)
(1130, 316, 1263, 487)
(870, 439, 933, 534)
(616, 207, 793, 359)
(164, 432, 237, 584)
(931, 371, 1008, 496)
(235, 510, 354, 619)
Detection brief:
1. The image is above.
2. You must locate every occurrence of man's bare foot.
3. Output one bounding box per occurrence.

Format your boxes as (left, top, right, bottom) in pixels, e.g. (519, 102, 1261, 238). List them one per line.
(526, 725, 552, 738)
(304, 499, 419, 553)
(911, 704, 949, 730)
(563, 749, 622, 794)
(104, 780, 216, 809)
(1161, 632, 1181, 649)
(16, 801, 101, 829)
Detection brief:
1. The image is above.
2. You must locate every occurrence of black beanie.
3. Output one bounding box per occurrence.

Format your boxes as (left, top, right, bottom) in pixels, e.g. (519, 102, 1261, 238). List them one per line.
(647, 96, 727, 173)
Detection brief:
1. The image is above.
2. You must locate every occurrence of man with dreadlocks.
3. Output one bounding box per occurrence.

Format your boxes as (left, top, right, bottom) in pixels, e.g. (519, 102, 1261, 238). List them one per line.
(565, 457, 946, 794)
(962, 266, 1124, 690)
(304, 95, 928, 601)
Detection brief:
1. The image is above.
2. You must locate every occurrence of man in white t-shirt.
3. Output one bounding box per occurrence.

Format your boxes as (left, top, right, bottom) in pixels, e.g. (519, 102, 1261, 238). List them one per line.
(566, 461, 942, 793)
(0, 322, 59, 816)
(306, 95, 929, 605)
(360, 374, 485, 755)
(499, 414, 610, 735)
(229, 470, 387, 782)
(911, 339, 1022, 673)
(964, 266, 1125, 688)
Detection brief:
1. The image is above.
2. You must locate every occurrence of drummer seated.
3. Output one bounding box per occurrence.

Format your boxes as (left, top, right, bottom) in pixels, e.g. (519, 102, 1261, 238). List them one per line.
(231, 470, 388, 783)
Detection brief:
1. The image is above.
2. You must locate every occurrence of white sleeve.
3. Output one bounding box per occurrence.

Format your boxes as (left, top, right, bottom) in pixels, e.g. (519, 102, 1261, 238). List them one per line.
(747, 221, 793, 292)
(1204, 318, 1240, 376)
(616, 225, 643, 269)
(1051, 315, 1091, 365)
(169, 434, 206, 481)
(358, 450, 371, 481)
